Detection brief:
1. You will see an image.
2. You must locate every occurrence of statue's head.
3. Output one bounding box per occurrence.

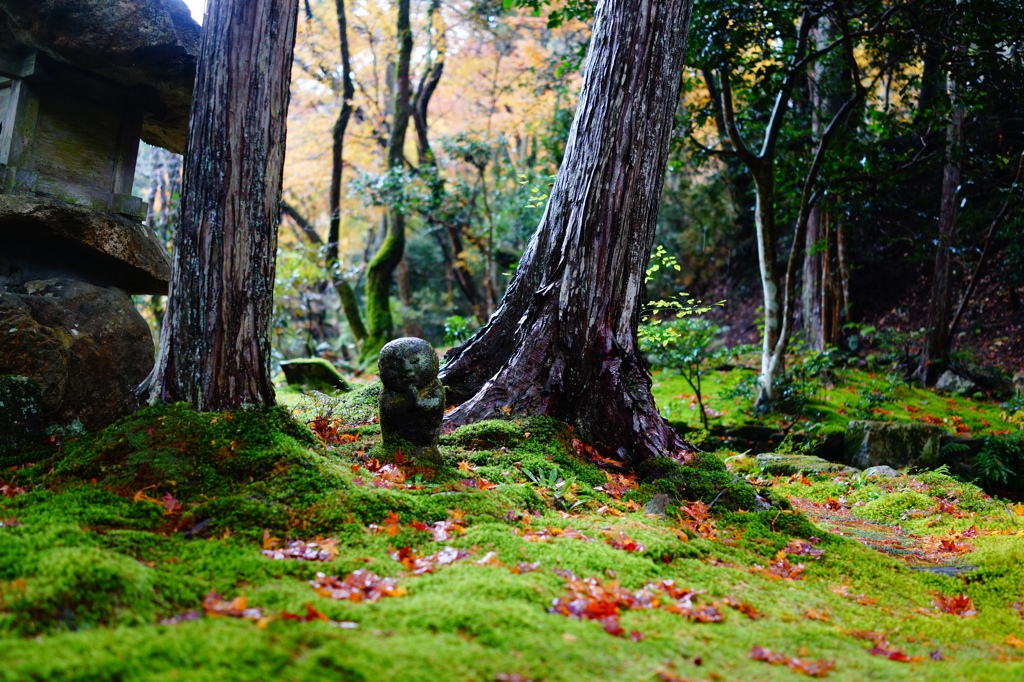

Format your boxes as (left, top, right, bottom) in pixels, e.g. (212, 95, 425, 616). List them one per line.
(378, 337, 439, 391)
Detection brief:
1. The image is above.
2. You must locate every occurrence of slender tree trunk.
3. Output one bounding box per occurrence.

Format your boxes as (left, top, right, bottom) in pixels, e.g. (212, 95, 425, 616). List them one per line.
(323, 0, 368, 344)
(752, 169, 784, 400)
(361, 0, 412, 363)
(440, 0, 696, 464)
(282, 201, 368, 343)
(919, 87, 964, 384)
(327, 0, 355, 268)
(143, 0, 298, 410)
(409, 1, 483, 317)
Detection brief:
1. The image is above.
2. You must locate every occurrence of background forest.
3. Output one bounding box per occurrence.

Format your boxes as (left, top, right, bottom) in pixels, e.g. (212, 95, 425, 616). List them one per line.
(142, 0, 1024, 387)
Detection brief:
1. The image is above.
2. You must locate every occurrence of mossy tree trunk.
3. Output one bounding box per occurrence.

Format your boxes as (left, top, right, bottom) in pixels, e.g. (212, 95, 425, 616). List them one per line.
(143, 0, 298, 410)
(359, 0, 413, 365)
(439, 0, 696, 464)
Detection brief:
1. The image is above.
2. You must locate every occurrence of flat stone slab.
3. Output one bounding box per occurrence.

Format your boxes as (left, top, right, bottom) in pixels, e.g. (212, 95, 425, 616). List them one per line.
(0, 0, 200, 153)
(756, 453, 860, 477)
(0, 195, 171, 294)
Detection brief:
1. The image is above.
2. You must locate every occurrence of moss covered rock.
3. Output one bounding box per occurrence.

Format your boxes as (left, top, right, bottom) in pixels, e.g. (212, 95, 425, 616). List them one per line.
(635, 452, 758, 511)
(280, 358, 350, 393)
(0, 375, 44, 457)
(756, 453, 859, 477)
(844, 420, 941, 469)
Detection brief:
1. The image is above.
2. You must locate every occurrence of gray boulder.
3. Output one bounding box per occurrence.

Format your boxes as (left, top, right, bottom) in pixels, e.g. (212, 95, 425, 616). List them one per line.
(935, 370, 975, 396)
(756, 453, 859, 477)
(378, 338, 444, 463)
(863, 465, 901, 478)
(0, 278, 154, 431)
(644, 493, 675, 517)
(844, 420, 941, 469)
(1013, 370, 1024, 396)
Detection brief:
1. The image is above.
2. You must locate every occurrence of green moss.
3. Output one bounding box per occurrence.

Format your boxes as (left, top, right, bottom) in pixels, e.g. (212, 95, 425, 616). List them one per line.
(634, 452, 757, 510)
(1, 546, 159, 635)
(440, 420, 524, 449)
(2, 397, 1024, 680)
(855, 491, 935, 522)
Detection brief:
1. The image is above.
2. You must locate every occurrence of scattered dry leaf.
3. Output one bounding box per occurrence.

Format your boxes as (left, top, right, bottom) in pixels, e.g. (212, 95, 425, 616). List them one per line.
(868, 645, 923, 662)
(752, 551, 805, 580)
(749, 646, 835, 677)
(933, 593, 977, 617)
(262, 537, 339, 562)
(785, 539, 825, 559)
(391, 545, 469, 574)
(605, 532, 645, 553)
(311, 569, 405, 602)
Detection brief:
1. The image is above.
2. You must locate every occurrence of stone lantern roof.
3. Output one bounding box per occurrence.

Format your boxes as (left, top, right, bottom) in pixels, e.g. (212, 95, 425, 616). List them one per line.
(0, 0, 200, 154)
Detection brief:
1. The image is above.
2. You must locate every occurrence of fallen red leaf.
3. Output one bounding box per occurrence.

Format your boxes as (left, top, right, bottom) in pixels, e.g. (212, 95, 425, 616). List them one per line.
(384, 511, 402, 536)
(722, 596, 763, 619)
(785, 539, 825, 559)
(280, 603, 329, 623)
(203, 591, 263, 620)
(390, 545, 469, 574)
(311, 569, 405, 602)
(749, 646, 835, 677)
(595, 472, 638, 499)
(932, 593, 977, 617)
(262, 537, 339, 562)
(606, 532, 645, 553)
(868, 645, 923, 662)
(752, 551, 805, 580)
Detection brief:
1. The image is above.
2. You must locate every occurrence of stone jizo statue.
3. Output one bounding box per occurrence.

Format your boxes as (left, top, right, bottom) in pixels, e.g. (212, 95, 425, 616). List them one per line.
(378, 337, 444, 462)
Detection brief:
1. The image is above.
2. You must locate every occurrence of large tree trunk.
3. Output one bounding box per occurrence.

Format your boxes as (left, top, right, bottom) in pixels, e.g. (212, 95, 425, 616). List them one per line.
(802, 204, 825, 349)
(143, 0, 298, 410)
(440, 0, 695, 464)
(919, 90, 964, 384)
(361, 0, 413, 363)
(801, 17, 849, 351)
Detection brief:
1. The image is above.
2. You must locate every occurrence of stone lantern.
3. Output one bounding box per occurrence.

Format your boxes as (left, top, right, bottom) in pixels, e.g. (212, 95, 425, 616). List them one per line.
(0, 0, 200, 446)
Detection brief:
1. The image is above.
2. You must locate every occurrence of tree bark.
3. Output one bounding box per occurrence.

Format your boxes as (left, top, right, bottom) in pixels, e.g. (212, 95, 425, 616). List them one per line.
(801, 16, 849, 351)
(919, 86, 964, 384)
(361, 0, 412, 363)
(143, 0, 298, 410)
(327, 0, 355, 268)
(440, 0, 696, 464)
(802, 204, 825, 348)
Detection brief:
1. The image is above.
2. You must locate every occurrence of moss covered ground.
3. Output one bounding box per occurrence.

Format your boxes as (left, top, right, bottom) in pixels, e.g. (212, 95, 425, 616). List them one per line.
(651, 363, 1014, 438)
(1, 384, 1024, 680)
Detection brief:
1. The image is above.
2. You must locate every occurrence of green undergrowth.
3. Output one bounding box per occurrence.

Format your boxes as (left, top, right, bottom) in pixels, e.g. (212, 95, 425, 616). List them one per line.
(1, 402, 1023, 680)
(651, 363, 1015, 439)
